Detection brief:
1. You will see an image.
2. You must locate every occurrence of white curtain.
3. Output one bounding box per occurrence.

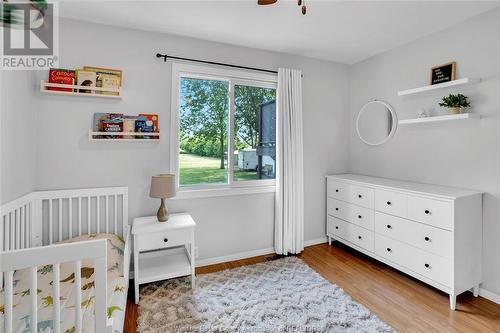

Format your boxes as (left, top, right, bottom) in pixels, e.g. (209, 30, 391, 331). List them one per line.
(274, 68, 304, 255)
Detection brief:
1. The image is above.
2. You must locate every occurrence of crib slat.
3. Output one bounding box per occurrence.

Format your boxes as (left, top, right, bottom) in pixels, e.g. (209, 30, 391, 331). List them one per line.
(21, 206, 25, 248)
(5, 271, 14, 333)
(49, 199, 53, 244)
(30, 267, 38, 333)
(78, 197, 82, 236)
(28, 202, 32, 247)
(94, 256, 107, 331)
(6, 213, 10, 250)
(114, 194, 118, 234)
(87, 196, 91, 234)
(53, 263, 61, 333)
(105, 195, 109, 233)
(15, 209, 19, 249)
(58, 198, 62, 242)
(69, 198, 73, 239)
(75, 260, 82, 332)
(97, 196, 100, 233)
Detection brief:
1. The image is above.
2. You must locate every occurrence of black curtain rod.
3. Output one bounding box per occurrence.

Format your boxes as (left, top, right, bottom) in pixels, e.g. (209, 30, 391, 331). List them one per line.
(156, 53, 278, 75)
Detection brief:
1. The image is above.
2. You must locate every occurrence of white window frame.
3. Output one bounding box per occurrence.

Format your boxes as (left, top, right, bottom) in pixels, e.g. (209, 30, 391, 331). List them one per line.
(170, 63, 278, 199)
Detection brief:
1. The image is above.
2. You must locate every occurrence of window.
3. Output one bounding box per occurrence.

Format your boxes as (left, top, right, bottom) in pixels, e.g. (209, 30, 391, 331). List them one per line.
(171, 64, 277, 193)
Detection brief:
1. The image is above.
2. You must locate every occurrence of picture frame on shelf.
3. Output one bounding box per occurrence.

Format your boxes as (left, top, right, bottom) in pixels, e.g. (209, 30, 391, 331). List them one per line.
(429, 62, 456, 85)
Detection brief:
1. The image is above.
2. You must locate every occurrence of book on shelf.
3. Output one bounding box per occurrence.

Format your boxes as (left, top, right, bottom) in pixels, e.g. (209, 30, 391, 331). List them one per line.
(48, 68, 75, 92)
(83, 66, 122, 95)
(75, 70, 97, 94)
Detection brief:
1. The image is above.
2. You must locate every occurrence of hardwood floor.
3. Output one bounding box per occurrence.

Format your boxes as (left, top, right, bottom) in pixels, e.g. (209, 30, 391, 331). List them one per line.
(124, 242, 500, 333)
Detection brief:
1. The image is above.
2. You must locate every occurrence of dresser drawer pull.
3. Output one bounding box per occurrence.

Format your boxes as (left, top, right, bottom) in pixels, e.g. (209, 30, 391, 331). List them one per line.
(387, 201, 392, 205)
(335, 189, 339, 193)
(424, 263, 430, 269)
(358, 236, 362, 240)
(335, 226, 339, 230)
(358, 194, 363, 198)
(386, 224, 392, 229)
(424, 237, 430, 242)
(386, 248, 392, 252)
(425, 210, 431, 215)
(358, 215, 362, 219)
(335, 208, 339, 211)
(163, 238, 169, 243)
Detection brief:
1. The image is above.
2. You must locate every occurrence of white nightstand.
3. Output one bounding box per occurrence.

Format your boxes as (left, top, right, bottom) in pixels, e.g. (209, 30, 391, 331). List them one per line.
(132, 213, 196, 304)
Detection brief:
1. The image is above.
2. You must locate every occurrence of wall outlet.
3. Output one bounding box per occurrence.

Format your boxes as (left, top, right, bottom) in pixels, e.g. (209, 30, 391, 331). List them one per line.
(194, 246, 199, 259)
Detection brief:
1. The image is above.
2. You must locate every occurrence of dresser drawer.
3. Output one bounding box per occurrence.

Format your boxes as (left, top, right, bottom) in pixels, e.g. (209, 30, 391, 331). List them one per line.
(327, 198, 349, 220)
(328, 198, 374, 230)
(407, 196, 453, 230)
(327, 179, 349, 201)
(328, 179, 374, 209)
(136, 228, 192, 252)
(347, 184, 374, 209)
(328, 216, 374, 252)
(374, 212, 452, 258)
(375, 234, 451, 287)
(375, 189, 407, 218)
(327, 215, 348, 239)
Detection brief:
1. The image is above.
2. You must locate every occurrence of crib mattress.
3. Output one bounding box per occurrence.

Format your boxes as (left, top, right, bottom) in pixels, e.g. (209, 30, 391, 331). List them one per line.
(0, 233, 128, 333)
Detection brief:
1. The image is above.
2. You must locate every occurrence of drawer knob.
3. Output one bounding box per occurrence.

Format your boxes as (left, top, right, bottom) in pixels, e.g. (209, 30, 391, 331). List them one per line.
(163, 238, 169, 243)
(335, 226, 339, 229)
(358, 236, 362, 240)
(425, 210, 430, 215)
(386, 224, 392, 229)
(335, 189, 339, 193)
(335, 208, 339, 211)
(424, 236, 430, 242)
(358, 215, 362, 219)
(424, 263, 430, 269)
(358, 194, 362, 198)
(386, 248, 392, 252)
(387, 201, 392, 205)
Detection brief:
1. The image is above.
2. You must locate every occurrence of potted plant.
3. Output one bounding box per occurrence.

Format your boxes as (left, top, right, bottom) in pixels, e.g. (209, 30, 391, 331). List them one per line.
(439, 94, 471, 115)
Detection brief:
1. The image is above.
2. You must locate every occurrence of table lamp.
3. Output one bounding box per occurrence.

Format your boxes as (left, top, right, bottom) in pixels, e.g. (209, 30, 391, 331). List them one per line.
(150, 174, 176, 222)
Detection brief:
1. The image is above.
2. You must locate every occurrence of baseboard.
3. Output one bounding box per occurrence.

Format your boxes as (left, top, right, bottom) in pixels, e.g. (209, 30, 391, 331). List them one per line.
(196, 247, 275, 267)
(479, 288, 500, 305)
(304, 237, 328, 247)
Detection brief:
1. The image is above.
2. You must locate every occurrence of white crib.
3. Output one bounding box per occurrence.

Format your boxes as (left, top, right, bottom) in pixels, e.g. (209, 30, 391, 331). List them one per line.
(0, 187, 130, 333)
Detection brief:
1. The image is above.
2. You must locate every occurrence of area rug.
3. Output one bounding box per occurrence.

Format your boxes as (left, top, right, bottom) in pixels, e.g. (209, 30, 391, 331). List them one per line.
(137, 257, 394, 333)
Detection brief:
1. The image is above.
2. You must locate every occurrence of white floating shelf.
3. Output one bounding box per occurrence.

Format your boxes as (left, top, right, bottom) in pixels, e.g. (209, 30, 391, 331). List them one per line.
(40, 80, 122, 99)
(398, 113, 480, 125)
(397, 78, 480, 97)
(88, 130, 160, 142)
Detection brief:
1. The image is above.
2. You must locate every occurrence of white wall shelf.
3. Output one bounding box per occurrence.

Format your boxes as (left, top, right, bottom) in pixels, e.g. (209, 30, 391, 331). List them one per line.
(398, 113, 480, 125)
(40, 80, 122, 99)
(397, 78, 480, 97)
(88, 130, 159, 142)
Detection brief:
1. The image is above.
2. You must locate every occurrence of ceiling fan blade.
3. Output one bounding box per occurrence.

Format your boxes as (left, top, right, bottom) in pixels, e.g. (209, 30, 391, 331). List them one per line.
(258, 0, 278, 5)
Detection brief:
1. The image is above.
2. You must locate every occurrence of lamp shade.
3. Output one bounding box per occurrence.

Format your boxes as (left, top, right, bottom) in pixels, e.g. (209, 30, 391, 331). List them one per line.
(149, 174, 176, 199)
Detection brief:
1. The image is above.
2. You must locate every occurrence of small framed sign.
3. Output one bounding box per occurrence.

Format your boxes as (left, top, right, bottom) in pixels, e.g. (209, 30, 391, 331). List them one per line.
(430, 62, 456, 85)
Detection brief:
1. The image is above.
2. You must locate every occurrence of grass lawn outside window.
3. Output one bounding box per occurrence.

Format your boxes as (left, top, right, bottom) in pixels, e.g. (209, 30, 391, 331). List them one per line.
(179, 153, 258, 186)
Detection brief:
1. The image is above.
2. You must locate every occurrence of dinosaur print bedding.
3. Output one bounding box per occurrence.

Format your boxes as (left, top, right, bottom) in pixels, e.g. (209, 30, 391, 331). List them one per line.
(0, 233, 128, 333)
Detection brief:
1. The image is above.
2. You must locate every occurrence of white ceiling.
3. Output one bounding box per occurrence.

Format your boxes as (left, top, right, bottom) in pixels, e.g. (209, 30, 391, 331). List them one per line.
(59, 0, 500, 64)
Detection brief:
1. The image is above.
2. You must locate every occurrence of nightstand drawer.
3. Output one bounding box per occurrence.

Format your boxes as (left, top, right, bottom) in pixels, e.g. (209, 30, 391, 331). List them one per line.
(136, 228, 192, 252)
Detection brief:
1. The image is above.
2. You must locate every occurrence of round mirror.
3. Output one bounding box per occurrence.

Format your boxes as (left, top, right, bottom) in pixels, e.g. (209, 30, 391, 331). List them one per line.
(356, 100, 397, 146)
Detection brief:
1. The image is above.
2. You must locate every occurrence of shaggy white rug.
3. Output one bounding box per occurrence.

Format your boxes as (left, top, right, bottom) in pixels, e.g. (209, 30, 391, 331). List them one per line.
(137, 257, 394, 333)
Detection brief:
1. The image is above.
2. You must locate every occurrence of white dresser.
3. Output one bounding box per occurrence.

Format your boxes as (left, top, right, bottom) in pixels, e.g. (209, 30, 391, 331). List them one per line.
(326, 174, 482, 310)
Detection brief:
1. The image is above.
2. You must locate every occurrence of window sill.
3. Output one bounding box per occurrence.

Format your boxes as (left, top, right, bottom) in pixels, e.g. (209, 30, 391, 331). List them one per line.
(172, 184, 276, 200)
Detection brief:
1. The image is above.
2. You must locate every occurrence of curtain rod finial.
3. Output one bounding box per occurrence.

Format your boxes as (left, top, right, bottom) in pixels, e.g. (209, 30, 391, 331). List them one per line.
(156, 53, 167, 61)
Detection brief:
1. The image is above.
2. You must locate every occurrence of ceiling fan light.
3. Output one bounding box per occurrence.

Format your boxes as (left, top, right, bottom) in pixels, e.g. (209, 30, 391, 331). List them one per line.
(258, 0, 278, 5)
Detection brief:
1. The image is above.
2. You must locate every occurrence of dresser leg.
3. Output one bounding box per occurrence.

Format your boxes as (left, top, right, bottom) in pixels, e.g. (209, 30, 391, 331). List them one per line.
(449, 294, 456, 310)
(327, 235, 331, 245)
(473, 285, 480, 297)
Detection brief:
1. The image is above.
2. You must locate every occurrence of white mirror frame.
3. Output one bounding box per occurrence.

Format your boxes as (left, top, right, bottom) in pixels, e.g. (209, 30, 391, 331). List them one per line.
(356, 100, 398, 146)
